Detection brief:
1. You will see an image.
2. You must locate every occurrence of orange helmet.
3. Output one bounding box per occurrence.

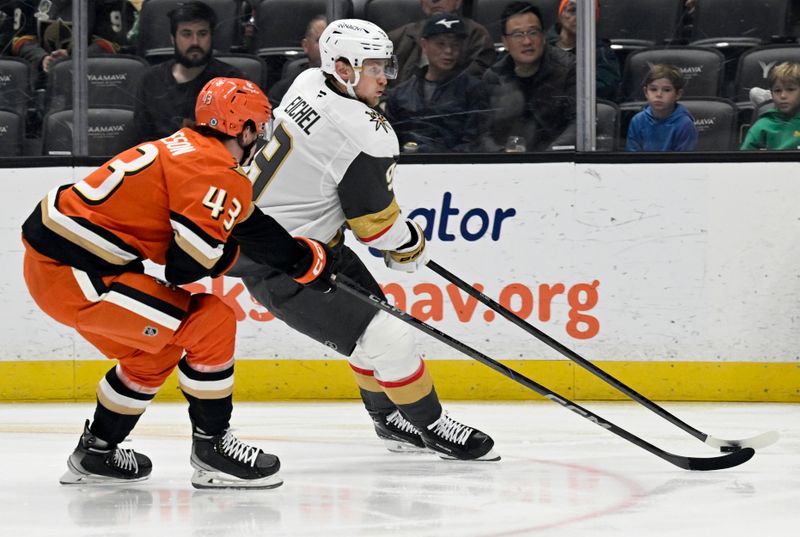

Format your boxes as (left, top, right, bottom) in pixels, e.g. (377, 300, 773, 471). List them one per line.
(195, 77, 271, 137)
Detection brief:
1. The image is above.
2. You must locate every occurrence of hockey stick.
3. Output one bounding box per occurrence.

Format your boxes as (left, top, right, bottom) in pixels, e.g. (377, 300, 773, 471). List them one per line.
(426, 260, 779, 453)
(333, 274, 754, 471)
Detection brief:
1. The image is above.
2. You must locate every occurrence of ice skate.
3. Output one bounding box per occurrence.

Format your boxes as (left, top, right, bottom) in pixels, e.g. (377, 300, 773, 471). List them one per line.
(59, 420, 152, 485)
(421, 412, 500, 461)
(373, 409, 430, 453)
(190, 429, 282, 489)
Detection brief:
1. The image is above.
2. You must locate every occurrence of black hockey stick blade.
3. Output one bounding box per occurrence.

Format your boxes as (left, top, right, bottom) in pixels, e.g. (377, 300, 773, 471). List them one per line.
(333, 274, 755, 471)
(426, 260, 779, 453)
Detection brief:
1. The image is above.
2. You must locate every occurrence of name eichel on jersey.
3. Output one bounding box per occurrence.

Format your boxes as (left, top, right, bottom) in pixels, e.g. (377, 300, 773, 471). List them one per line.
(283, 96, 322, 135)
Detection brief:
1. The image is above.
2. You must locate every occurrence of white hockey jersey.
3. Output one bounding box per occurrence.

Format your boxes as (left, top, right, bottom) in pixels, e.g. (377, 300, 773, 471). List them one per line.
(248, 68, 413, 251)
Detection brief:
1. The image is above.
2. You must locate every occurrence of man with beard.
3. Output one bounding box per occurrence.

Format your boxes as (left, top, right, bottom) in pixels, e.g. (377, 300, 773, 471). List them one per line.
(133, 1, 244, 143)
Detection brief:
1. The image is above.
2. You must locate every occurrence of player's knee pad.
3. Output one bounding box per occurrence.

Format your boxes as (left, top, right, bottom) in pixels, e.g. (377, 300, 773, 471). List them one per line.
(356, 310, 418, 381)
(180, 294, 236, 370)
(189, 293, 236, 333)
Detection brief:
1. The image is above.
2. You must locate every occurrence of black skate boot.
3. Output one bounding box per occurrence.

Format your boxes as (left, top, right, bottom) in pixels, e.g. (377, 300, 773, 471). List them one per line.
(421, 412, 500, 461)
(373, 409, 429, 453)
(59, 420, 152, 485)
(190, 428, 282, 489)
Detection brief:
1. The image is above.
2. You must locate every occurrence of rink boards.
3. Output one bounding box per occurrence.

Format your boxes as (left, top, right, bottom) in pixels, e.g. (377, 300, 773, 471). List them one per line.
(1, 162, 798, 402)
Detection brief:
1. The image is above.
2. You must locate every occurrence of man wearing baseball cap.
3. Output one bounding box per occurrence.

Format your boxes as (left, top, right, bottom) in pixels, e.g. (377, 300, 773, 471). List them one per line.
(388, 0, 495, 85)
(385, 13, 487, 152)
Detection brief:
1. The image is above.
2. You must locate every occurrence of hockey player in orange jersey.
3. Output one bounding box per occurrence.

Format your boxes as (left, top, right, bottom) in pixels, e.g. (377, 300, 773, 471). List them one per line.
(21, 77, 335, 489)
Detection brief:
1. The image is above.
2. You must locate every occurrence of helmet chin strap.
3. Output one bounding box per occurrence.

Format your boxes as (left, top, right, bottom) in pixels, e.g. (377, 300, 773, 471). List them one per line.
(333, 69, 361, 99)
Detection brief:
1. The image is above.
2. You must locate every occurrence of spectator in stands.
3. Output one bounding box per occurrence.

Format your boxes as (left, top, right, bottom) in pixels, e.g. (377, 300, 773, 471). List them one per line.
(0, 1, 135, 80)
(134, 1, 244, 143)
(546, 0, 620, 101)
(389, 0, 495, 85)
(481, 2, 576, 152)
(267, 14, 327, 107)
(625, 64, 698, 152)
(385, 13, 487, 153)
(741, 62, 800, 150)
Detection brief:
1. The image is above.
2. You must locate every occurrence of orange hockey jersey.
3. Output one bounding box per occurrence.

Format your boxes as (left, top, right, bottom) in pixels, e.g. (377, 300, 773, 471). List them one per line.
(23, 128, 255, 283)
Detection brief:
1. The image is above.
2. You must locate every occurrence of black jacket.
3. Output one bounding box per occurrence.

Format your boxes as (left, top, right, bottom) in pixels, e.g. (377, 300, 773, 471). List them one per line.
(481, 46, 577, 152)
(134, 58, 244, 143)
(385, 67, 487, 153)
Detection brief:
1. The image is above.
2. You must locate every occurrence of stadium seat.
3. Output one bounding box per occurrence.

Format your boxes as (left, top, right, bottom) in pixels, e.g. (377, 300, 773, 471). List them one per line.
(138, 0, 243, 62)
(681, 97, 738, 151)
(597, 0, 684, 48)
(255, 0, 351, 88)
(595, 99, 619, 151)
(44, 55, 149, 113)
(42, 108, 138, 156)
(0, 110, 24, 156)
(621, 47, 725, 102)
(733, 45, 800, 103)
(280, 56, 310, 81)
(0, 57, 32, 117)
(216, 53, 268, 90)
(471, 0, 560, 47)
(690, 0, 791, 47)
(362, 0, 423, 33)
(256, 0, 351, 56)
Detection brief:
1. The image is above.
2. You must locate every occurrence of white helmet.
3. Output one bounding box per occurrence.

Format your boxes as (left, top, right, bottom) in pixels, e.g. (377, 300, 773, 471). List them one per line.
(319, 19, 398, 97)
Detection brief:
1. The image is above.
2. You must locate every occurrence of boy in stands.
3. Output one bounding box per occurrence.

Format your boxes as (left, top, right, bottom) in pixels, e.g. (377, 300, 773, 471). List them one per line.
(625, 63, 698, 152)
(741, 62, 800, 150)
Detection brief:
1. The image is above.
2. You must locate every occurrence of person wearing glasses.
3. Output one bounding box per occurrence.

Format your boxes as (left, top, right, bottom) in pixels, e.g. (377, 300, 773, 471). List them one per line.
(388, 0, 495, 85)
(481, 1, 576, 152)
(385, 13, 487, 152)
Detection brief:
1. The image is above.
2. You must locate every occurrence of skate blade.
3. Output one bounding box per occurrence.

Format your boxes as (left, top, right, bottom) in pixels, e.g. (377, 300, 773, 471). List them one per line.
(190, 469, 283, 490)
(382, 439, 431, 454)
(435, 447, 501, 462)
(59, 467, 150, 486)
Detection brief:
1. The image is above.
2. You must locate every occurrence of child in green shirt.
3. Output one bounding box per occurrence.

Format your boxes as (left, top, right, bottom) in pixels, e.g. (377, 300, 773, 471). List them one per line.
(741, 62, 800, 150)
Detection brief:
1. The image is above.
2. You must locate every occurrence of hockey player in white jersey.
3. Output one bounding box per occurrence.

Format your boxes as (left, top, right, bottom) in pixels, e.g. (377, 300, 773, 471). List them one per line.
(231, 19, 498, 461)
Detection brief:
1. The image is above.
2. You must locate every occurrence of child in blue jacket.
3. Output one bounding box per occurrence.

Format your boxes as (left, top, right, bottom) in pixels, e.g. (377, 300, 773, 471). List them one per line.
(626, 64, 698, 152)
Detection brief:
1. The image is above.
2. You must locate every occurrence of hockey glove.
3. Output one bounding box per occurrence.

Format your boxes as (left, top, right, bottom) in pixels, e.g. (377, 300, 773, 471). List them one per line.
(209, 237, 241, 279)
(383, 219, 428, 273)
(290, 237, 336, 293)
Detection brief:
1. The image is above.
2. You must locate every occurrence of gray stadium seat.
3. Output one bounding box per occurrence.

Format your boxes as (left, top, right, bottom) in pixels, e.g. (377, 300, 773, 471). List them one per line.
(44, 55, 149, 113)
(472, 0, 560, 47)
(256, 0, 343, 56)
(0, 110, 24, 156)
(42, 108, 138, 156)
(621, 47, 725, 102)
(690, 0, 791, 47)
(255, 0, 351, 87)
(681, 97, 737, 151)
(595, 99, 619, 151)
(0, 57, 33, 117)
(216, 53, 268, 90)
(733, 45, 800, 103)
(138, 0, 243, 62)
(362, 0, 422, 33)
(597, 0, 684, 48)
